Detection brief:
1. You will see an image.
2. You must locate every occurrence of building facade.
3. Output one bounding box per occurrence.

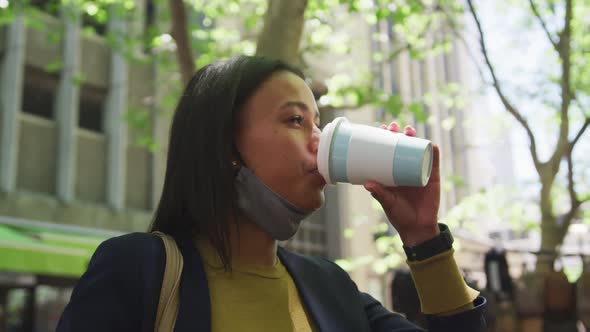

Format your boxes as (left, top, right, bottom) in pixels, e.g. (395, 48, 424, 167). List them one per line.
(0, 2, 160, 330)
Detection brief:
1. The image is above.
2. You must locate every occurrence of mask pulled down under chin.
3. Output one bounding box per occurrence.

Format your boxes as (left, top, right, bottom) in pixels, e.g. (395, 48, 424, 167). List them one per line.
(234, 167, 312, 241)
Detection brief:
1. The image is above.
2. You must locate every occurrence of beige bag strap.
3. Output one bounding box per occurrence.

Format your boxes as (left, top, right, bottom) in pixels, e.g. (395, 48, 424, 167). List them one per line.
(152, 231, 184, 332)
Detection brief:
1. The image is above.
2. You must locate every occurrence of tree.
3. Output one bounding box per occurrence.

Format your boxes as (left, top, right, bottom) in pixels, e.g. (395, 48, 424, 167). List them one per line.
(167, 0, 309, 84)
(457, 0, 590, 272)
(167, 0, 195, 85)
(256, 0, 308, 66)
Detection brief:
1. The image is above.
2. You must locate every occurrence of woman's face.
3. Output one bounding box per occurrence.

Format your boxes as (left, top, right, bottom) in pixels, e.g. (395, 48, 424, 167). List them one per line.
(236, 71, 326, 211)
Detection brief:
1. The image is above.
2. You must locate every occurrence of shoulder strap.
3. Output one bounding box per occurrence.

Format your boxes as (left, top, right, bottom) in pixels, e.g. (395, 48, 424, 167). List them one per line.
(152, 231, 184, 332)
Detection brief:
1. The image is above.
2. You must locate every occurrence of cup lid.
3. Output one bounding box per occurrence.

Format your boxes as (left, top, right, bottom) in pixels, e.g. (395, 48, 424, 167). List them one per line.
(317, 117, 348, 185)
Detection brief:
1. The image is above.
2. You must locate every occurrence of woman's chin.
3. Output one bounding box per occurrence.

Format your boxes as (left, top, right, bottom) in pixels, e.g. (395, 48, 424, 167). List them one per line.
(297, 191, 325, 212)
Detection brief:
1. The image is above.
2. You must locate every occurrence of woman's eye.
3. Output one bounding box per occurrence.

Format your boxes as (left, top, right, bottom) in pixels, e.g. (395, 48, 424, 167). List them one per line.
(289, 116, 304, 125)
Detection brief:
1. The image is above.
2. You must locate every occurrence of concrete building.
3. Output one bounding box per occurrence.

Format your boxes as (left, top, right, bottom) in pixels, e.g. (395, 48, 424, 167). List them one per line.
(0, 2, 158, 230)
(0, 2, 162, 330)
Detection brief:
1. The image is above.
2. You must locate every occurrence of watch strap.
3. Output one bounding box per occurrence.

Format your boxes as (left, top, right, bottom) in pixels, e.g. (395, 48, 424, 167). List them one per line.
(403, 223, 453, 261)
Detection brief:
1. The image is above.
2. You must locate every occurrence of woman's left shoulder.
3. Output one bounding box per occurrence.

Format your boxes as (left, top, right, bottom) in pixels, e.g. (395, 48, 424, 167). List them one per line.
(57, 232, 165, 332)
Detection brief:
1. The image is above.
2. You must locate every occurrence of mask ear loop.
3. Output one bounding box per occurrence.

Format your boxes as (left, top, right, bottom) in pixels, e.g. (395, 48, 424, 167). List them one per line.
(230, 144, 248, 229)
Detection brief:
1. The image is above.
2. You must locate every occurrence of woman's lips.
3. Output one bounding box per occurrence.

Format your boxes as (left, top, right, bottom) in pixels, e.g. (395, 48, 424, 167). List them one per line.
(308, 169, 327, 186)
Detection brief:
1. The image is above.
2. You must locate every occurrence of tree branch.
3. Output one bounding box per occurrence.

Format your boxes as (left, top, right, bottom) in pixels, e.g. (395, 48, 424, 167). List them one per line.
(528, 0, 559, 51)
(557, 207, 580, 247)
(556, 152, 583, 239)
(168, 0, 196, 86)
(386, 17, 434, 61)
(565, 146, 580, 208)
(549, 0, 573, 172)
(466, 0, 541, 170)
(571, 117, 590, 149)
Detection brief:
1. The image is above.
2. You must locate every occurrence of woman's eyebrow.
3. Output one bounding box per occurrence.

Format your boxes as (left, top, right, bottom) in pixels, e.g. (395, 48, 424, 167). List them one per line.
(279, 100, 320, 120)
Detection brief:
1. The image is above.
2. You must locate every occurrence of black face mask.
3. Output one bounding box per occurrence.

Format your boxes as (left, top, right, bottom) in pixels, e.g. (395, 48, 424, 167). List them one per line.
(234, 167, 313, 241)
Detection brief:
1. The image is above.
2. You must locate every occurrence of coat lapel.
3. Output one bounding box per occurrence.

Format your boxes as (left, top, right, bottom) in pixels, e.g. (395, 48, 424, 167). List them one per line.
(278, 247, 369, 332)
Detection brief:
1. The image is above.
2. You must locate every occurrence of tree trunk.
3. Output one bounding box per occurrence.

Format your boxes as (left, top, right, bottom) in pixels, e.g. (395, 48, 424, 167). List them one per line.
(256, 0, 308, 66)
(168, 0, 196, 86)
(537, 216, 563, 273)
(536, 170, 561, 273)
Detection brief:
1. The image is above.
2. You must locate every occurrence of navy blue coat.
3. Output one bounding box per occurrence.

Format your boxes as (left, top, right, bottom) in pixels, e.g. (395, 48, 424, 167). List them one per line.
(57, 232, 486, 332)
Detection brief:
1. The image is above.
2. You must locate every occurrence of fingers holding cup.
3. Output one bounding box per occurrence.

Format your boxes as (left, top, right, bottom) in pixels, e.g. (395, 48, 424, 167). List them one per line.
(388, 122, 401, 132)
(404, 125, 416, 137)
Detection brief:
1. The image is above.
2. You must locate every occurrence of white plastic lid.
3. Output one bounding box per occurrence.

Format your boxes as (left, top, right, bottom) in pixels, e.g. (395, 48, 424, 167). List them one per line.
(317, 117, 348, 185)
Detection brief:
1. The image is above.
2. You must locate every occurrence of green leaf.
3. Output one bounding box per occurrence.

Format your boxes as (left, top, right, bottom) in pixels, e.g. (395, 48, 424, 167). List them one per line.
(334, 259, 353, 272)
(375, 7, 389, 20)
(71, 72, 86, 86)
(372, 260, 388, 274)
(0, 7, 15, 26)
(24, 14, 44, 30)
(45, 59, 63, 73)
(343, 228, 355, 239)
(383, 94, 403, 117)
(347, 2, 359, 13)
(409, 102, 427, 122)
(244, 15, 258, 30)
(447, 174, 466, 188)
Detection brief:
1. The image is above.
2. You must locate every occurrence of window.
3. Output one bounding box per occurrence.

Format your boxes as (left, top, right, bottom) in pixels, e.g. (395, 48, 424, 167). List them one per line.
(21, 66, 58, 119)
(28, 0, 59, 16)
(143, 0, 157, 53)
(78, 85, 106, 132)
(29, 0, 106, 34)
(145, 0, 155, 29)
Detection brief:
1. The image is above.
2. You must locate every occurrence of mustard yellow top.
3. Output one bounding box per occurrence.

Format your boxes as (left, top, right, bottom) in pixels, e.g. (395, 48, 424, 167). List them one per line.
(195, 239, 317, 332)
(407, 249, 479, 315)
(196, 238, 478, 330)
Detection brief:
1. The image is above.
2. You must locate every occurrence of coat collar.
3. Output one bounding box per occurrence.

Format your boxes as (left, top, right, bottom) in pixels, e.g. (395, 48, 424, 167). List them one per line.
(278, 247, 369, 332)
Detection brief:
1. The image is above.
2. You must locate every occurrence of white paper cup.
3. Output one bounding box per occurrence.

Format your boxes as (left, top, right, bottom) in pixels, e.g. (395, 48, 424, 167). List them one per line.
(317, 117, 433, 187)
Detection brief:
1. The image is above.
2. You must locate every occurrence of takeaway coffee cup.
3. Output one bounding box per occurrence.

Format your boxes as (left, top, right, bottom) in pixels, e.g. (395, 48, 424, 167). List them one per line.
(317, 117, 433, 187)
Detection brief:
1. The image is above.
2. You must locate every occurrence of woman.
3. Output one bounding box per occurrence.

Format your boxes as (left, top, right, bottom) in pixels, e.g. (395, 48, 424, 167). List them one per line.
(57, 56, 486, 331)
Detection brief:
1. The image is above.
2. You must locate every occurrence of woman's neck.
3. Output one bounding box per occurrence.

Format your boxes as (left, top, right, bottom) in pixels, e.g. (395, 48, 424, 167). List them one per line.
(229, 220, 278, 266)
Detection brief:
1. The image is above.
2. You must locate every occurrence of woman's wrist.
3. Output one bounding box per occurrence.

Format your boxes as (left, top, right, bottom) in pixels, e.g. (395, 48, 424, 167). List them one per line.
(399, 223, 440, 247)
(402, 223, 453, 261)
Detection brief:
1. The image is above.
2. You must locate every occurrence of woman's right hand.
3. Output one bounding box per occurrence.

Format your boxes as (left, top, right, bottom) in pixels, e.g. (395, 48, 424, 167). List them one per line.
(363, 121, 441, 247)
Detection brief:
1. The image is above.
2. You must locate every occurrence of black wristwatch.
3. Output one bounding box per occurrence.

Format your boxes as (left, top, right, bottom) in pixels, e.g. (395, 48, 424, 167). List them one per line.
(403, 223, 454, 261)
